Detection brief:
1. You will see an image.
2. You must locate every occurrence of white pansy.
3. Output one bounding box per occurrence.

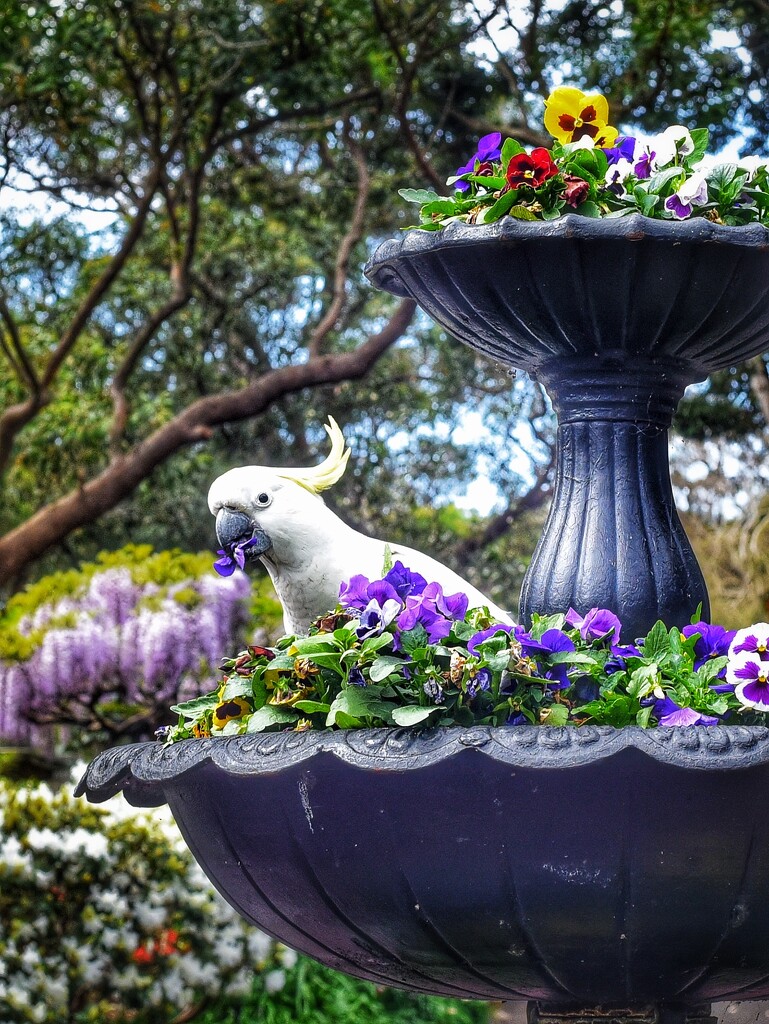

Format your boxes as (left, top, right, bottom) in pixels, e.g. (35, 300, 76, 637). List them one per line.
(651, 125, 694, 167)
(738, 155, 767, 178)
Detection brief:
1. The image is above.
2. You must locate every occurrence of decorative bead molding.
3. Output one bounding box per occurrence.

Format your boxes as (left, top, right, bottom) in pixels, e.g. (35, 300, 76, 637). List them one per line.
(76, 725, 769, 807)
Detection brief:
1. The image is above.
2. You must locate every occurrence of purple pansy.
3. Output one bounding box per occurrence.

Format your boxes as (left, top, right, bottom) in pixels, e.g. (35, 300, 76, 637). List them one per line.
(383, 561, 427, 601)
(213, 537, 260, 577)
(453, 132, 502, 192)
(605, 641, 642, 674)
(604, 136, 637, 165)
(730, 623, 769, 660)
(398, 582, 468, 643)
(339, 575, 401, 613)
(664, 172, 708, 220)
(468, 623, 513, 656)
(514, 626, 575, 687)
(348, 666, 366, 687)
(653, 695, 718, 727)
(423, 679, 445, 704)
(506, 712, 527, 726)
(727, 657, 769, 711)
(565, 607, 621, 644)
(682, 621, 736, 673)
(355, 597, 402, 640)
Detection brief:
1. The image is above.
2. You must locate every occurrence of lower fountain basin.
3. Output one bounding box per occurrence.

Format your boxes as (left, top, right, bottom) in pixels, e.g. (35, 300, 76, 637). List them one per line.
(77, 726, 769, 1005)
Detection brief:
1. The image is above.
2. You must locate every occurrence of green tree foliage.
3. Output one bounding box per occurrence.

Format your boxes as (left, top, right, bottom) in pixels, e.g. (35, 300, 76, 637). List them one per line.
(0, 0, 766, 614)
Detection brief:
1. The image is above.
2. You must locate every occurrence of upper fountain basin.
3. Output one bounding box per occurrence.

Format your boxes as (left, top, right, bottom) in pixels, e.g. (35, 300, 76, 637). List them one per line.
(364, 214, 769, 378)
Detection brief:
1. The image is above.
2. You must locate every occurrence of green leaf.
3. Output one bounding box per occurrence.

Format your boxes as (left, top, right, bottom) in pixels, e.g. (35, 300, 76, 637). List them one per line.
(369, 655, 406, 682)
(420, 199, 462, 216)
(359, 632, 394, 655)
(636, 705, 653, 728)
(326, 687, 394, 726)
(291, 636, 342, 654)
(643, 621, 671, 661)
(220, 677, 253, 700)
(507, 204, 539, 221)
(574, 200, 601, 218)
(501, 137, 524, 169)
(170, 693, 218, 718)
(293, 700, 331, 714)
(646, 166, 683, 194)
(398, 187, 443, 204)
(695, 656, 729, 682)
(541, 703, 569, 726)
(399, 624, 429, 654)
(464, 173, 507, 190)
(245, 705, 297, 733)
(391, 705, 437, 726)
(688, 128, 710, 164)
(478, 188, 518, 223)
(382, 544, 394, 573)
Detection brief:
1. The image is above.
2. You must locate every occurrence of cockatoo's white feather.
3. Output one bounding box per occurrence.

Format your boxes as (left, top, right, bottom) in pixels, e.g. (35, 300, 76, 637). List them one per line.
(208, 424, 512, 634)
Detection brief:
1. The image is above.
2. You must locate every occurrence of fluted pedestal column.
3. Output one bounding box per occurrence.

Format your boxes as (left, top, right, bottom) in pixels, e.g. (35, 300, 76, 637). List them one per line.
(520, 358, 709, 641)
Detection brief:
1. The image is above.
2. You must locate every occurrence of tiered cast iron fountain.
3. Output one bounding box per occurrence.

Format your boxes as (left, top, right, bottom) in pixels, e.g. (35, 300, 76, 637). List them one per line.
(79, 214, 769, 1024)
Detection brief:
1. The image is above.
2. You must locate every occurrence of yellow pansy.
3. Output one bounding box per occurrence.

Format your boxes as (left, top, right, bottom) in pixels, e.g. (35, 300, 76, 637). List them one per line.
(544, 86, 618, 148)
(212, 696, 252, 728)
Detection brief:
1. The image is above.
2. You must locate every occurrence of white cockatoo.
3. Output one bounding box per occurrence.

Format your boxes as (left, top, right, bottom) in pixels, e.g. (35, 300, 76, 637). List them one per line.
(208, 418, 512, 634)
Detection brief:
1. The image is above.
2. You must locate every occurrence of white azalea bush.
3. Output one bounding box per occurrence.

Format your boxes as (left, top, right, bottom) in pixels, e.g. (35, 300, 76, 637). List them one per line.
(0, 769, 292, 1023)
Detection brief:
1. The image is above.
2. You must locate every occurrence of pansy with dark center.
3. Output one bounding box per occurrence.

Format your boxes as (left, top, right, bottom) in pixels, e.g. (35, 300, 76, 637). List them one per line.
(466, 667, 492, 698)
(727, 657, 769, 711)
(731, 623, 769, 660)
(505, 148, 558, 190)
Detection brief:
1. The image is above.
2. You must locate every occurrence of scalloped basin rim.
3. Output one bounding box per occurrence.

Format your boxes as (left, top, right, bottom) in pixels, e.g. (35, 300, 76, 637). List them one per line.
(77, 724, 769, 806)
(364, 213, 769, 275)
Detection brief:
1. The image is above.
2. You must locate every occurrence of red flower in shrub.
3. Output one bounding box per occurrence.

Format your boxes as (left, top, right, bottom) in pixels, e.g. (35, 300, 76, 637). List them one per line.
(157, 929, 180, 956)
(132, 944, 154, 964)
(505, 148, 558, 190)
(563, 174, 590, 207)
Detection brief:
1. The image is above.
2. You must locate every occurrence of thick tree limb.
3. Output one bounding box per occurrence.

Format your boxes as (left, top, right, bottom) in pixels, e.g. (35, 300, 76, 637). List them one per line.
(0, 300, 416, 582)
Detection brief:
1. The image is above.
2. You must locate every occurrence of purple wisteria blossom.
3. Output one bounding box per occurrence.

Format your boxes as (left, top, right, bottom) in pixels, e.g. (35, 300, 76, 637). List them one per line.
(453, 132, 502, 192)
(0, 564, 251, 747)
(566, 607, 621, 643)
(653, 696, 718, 727)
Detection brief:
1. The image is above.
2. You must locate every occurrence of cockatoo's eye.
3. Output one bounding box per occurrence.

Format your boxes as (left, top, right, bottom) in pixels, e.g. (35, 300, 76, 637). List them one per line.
(256, 492, 272, 507)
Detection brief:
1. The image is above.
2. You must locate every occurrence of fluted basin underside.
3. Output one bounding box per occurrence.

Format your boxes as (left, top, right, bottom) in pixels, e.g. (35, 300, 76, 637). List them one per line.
(364, 216, 769, 375)
(78, 727, 769, 1005)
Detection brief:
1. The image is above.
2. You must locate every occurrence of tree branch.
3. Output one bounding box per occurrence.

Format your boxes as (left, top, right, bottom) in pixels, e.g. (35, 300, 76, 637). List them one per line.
(0, 300, 417, 580)
(307, 131, 370, 357)
(0, 167, 162, 480)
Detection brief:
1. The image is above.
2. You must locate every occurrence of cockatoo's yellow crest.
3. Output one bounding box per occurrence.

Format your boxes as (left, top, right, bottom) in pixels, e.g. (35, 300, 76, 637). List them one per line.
(277, 417, 351, 494)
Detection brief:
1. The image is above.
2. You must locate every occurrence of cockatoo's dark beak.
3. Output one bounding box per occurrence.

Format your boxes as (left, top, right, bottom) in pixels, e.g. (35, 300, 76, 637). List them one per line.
(215, 507, 272, 556)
